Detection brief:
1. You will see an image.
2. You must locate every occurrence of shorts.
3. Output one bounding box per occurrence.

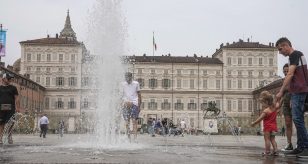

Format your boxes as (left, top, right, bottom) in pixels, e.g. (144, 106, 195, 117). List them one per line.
(283, 106, 292, 117)
(122, 104, 139, 121)
(0, 111, 15, 124)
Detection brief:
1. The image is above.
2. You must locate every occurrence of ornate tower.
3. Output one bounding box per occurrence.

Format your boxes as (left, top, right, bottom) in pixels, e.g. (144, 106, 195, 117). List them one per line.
(59, 10, 76, 40)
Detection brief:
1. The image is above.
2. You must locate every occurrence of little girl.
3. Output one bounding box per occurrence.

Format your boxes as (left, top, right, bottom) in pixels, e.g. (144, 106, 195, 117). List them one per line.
(251, 91, 280, 156)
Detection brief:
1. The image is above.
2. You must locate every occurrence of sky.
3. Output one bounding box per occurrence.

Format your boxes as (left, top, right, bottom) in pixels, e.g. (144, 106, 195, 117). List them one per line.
(1, 0, 308, 76)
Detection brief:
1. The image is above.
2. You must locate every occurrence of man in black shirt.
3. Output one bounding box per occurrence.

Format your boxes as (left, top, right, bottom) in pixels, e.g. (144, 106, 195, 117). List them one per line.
(0, 73, 20, 144)
(276, 37, 308, 158)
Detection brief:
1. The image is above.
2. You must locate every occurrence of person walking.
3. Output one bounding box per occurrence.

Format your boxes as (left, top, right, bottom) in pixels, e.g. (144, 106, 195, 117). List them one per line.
(39, 114, 49, 138)
(276, 37, 308, 157)
(0, 73, 20, 144)
(58, 120, 64, 137)
(281, 63, 294, 151)
(121, 72, 141, 141)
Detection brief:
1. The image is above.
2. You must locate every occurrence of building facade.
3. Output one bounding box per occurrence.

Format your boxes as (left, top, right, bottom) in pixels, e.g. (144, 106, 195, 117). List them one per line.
(128, 39, 279, 132)
(19, 11, 86, 132)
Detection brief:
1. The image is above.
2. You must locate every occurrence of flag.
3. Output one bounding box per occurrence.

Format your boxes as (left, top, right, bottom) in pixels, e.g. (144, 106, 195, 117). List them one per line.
(153, 33, 157, 51)
(0, 30, 6, 57)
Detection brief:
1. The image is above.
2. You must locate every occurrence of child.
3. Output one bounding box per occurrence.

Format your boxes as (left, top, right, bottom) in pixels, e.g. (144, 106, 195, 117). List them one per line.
(251, 91, 280, 156)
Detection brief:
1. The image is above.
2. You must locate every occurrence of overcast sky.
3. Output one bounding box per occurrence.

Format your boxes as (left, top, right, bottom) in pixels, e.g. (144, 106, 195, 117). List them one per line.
(1, 0, 307, 76)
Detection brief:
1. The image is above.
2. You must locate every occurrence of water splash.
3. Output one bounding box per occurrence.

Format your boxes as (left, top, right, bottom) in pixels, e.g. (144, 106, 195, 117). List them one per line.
(83, 0, 129, 147)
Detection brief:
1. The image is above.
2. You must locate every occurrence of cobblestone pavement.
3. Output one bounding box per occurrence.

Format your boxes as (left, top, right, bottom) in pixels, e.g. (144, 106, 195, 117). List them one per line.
(1, 134, 308, 164)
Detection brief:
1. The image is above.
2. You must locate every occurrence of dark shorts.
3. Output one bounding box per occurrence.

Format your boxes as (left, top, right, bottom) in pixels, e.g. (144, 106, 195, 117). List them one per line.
(283, 106, 292, 117)
(0, 111, 15, 124)
(122, 104, 139, 121)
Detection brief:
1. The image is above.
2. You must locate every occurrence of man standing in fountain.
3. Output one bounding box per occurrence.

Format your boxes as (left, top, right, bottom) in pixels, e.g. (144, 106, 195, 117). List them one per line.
(0, 73, 20, 144)
(122, 72, 141, 141)
(39, 114, 49, 138)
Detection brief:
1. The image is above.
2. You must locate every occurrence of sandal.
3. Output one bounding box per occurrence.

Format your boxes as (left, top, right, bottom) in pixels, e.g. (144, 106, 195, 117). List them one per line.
(261, 152, 271, 156)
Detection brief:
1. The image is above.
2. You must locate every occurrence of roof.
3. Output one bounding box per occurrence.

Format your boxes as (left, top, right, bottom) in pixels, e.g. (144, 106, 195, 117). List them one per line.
(20, 37, 81, 45)
(212, 39, 277, 57)
(127, 55, 223, 64)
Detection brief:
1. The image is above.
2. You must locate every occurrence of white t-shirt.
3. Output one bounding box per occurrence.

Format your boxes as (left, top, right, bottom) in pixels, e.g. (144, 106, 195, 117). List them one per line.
(39, 116, 49, 125)
(180, 120, 186, 129)
(122, 80, 140, 106)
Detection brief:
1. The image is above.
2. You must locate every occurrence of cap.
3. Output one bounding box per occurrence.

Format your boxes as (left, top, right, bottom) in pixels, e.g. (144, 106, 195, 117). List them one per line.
(2, 73, 14, 80)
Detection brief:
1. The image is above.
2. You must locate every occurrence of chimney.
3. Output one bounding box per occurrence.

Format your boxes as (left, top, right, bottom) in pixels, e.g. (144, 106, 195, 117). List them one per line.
(272, 43, 274, 47)
(56, 33, 58, 38)
(247, 38, 250, 42)
(220, 43, 224, 48)
(193, 54, 197, 58)
(239, 39, 243, 42)
(47, 34, 50, 38)
(226, 42, 229, 46)
(168, 53, 171, 56)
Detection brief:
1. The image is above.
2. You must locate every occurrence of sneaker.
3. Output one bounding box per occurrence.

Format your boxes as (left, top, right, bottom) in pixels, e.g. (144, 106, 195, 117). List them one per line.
(284, 148, 303, 156)
(282, 143, 293, 151)
(271, 151, 279, 156)
(297, 149, 308, 158)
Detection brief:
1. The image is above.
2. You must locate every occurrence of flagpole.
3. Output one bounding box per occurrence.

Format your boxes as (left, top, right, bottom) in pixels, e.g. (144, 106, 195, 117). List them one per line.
(152, 31, 154, 57)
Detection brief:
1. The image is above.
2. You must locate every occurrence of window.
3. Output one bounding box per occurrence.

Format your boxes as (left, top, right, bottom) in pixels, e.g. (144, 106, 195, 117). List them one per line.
(238, 71, 242, 76)
(58, 67, 63, 72)
(188, 99, 196, 110)
(177, 69, 181, 75)
(269, 71, 274, 76)
(259, 71, 263, 77)
(59, 54, 63, 62)
(248, 58, 252, 65)
(248, 80, 252, 89)
(238, 80, 242, 89)
(47, 54, 51, 61)
(56, 77, 64, 86)
(56, 98, 64, 109)
(203, 70, 207, 75)
(45, 97, 49, 109)
(46, 67, 51, 73)
(46, 77, 50, 86)
(162, 79, 171, 88)
(164, 69, 168, 74)
(227, 100, 232, 112)
(227, 71, 231, 76)
(269, 58, 273, 66)
(216, 80, 220, 89)
(26, 54, 31, 62)
(248, 71, 253, 77)
(149, 79, 157, 89)
(216, 71, 221, 75)
(68, 98, 76, 109)
(259, 58, 263, 65)
(71, 67, 75, 72)
(227, 57, 231, 65)
(36, 76, 40, 83)
(148, 99, 157, 110)
(248, 100, 253, 112)
(82, 77, 89, 86)
(83, 98, 89, 108)
(68, 77, 77, 86)
(238, 100, 242, 112)
(190, 70, 194, 75)
(37, 54, 41, 62)
(161, 99, 170, 110)
(138, 69, 142, 74)
(177, 79, 181, 88)
(238, 57, 242, 65)
(227, 80, 231, 89)
(175, 99, 183, 110)
(27, 67, 31, 71)
(190, 79, 194, 89)
(203, 79, 207, 89)
(36, 67, 41, 72)
(216, 100, 221, 108)
(151, 69, 155, 74)
(71, 54, 75, 62)
(136, 78, 145, 88)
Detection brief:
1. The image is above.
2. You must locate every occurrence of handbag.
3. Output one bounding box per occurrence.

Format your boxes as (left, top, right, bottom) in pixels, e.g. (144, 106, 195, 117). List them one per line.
(299, 57, 308, 112)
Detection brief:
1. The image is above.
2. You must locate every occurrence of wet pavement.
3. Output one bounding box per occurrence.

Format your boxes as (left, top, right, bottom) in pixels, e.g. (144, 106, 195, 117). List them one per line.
(1, 134, 308, 164)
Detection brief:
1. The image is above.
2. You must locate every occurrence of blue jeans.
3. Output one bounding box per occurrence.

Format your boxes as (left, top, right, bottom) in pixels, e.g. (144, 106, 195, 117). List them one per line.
(291, 93, 308, 149)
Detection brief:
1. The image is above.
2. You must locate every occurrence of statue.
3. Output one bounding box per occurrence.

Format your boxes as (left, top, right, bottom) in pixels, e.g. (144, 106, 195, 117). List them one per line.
(202, 101, 220, 118)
